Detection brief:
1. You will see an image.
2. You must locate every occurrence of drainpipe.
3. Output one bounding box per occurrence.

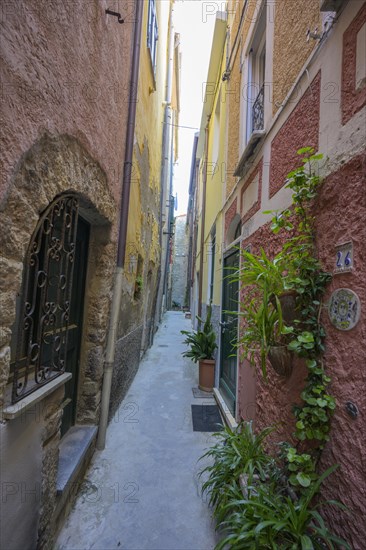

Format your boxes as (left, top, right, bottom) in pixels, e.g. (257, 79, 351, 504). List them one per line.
(97, 0, 143, 450)
(155, 3, 175, 323)
(198, 121, 210, 320)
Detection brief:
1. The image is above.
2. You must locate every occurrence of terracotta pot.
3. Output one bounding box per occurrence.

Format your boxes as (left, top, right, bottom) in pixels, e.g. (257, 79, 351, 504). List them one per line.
(198, 359, 215, 392)
(271, 290, 298, 325)
(279, 290, 298, 324)
(268, 346, 293, 377)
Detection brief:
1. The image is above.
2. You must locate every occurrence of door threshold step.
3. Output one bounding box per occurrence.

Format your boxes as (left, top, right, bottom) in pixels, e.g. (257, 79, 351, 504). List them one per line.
(213, 388, 238, 429)
(56, 425, 97, 495)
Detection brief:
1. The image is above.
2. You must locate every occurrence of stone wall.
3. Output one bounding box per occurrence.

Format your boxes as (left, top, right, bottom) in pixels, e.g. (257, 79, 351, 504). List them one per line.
(0, 2, 134, 546)
(171, 216, 189, 308)
(0, 384, 65, 550)
(0, 134, 117, 549)
(109, 325, 144, 422)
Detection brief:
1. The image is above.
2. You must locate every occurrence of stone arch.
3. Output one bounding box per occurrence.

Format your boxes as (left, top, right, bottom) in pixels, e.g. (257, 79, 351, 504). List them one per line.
(0, 133, 117, 421)
(226, 213, 242, 247)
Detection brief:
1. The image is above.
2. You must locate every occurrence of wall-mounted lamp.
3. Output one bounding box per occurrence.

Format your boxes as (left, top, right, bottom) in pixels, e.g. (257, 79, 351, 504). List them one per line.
(105, 9, 124, 24)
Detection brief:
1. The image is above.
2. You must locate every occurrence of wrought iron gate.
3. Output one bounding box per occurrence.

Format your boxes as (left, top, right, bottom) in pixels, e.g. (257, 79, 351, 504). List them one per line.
(219, 249, 239, 416)
(12, 194, 80, 404)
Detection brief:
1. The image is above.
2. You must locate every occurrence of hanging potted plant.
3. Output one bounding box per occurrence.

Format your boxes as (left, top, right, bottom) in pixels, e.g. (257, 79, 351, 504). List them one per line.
(234, 248, 299, 326)
(240, 288, 294, 379)
(230, 248, 296, 378)
(181, 303, 217, 391)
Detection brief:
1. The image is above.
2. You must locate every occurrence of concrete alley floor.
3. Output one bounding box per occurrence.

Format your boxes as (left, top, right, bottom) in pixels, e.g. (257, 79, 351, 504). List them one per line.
(56, 311, 219, 550)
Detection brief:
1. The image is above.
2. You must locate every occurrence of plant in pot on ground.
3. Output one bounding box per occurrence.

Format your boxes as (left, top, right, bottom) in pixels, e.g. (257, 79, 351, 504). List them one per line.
(181, 302, 217, 391)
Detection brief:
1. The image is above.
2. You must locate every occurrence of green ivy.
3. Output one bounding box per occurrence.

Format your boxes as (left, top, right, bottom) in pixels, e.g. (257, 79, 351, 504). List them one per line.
(265, 147, 335, 484)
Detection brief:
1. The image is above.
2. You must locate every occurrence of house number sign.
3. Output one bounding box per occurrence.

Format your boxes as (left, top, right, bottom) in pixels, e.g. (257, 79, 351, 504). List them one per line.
(328, 288, 361, 331)
(334, 241, 353, 274)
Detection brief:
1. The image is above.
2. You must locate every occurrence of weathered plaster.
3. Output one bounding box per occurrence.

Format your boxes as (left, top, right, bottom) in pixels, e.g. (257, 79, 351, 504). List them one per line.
(269, 72, 321, 197)
(240, 158, 263, 223)
(272, 0, 320, 114)
(224, 198, 238, 240)
(341, 2, 366, 124)
(0, 0, 133, 205)
(315, 154, 366, 549)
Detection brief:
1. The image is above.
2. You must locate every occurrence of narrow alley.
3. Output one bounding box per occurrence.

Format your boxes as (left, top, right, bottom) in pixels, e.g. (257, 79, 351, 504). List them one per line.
(1, 1, 365, 548)
(56, 312, 219, 550)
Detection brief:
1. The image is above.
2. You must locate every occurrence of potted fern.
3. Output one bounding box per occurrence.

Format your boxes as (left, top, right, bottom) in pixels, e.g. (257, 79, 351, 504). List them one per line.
(181, 303, 217, 391)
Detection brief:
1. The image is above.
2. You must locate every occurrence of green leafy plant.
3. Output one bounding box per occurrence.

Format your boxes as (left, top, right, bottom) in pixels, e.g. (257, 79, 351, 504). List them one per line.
(239, 292, 292, 378)
(236, 148, 334, 452)
(293, 359, 336, 446)
(229, 247, 296, 378)
(215, 466, 350, 550)
(233, 248, 289, 296)
(135, 275, 143, 290)
(181, 302, 217, 362)
(199, 422, 275, 522)
(279, 442, 318, 489)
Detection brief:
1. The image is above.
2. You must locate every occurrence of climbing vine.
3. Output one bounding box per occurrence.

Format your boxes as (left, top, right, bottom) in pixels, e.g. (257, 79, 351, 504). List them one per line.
(264, 147, 335, 487)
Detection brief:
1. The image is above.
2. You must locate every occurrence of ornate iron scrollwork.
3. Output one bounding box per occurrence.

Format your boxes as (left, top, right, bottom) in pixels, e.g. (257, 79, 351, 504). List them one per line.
(12, 195, 79, 403)
(252, 84, 264, 132)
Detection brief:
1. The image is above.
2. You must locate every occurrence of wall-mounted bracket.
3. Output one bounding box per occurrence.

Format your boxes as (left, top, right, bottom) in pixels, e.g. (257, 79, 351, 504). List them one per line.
(105, 9, 124, 24)
(345, 401, 359, 419)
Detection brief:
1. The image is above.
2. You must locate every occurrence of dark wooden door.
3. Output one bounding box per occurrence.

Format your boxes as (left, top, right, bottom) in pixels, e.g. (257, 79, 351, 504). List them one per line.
(61, 218, 89, 436)
(219, 249, 239, 416)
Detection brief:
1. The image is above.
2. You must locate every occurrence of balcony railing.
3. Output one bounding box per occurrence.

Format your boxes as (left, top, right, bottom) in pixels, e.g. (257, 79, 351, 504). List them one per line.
(252, 85, 264, 132)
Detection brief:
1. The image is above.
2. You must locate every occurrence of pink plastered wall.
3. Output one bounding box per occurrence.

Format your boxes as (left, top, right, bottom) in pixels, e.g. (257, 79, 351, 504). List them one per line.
(315, 153, 366, 549)
(0, 0, 134, 205)
(238, 154, 366, 548)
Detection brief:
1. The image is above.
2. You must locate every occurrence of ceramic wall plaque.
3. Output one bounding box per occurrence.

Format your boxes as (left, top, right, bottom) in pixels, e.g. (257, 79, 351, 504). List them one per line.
(328, 288, 361, 331)
(334, 241, 353, 274)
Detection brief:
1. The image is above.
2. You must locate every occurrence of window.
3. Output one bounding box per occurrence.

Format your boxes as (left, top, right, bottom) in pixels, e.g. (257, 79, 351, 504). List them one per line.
(246, 36, 266, 142)
(241, 3, 267, 148)
(147, 0, 158, 74)
(10, 194, 83, 404)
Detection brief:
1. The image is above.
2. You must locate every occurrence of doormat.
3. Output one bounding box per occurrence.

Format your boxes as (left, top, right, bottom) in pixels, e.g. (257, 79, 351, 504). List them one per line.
(191, 405, 223, 432)
(192, 387, 213, 399)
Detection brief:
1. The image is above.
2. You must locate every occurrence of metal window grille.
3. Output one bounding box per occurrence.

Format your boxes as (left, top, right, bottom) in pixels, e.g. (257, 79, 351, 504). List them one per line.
(11, 195, 79, 404)
(252, 84, 264, 132)
(147, 0, 159, 73)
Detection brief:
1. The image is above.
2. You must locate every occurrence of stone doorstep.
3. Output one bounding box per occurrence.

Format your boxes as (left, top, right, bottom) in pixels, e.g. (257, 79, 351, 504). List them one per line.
(54, 425, 97, 539)
(213, 388, 238, 430)
(56, 425, 97, 496)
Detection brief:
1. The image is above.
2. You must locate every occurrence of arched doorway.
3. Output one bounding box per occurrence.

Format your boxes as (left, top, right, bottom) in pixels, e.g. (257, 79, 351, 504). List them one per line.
(11, 194, 89, 435)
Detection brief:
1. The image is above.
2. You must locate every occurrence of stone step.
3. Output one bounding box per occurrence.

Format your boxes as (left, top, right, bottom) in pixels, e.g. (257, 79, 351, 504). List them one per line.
(56, 425, 97, 495)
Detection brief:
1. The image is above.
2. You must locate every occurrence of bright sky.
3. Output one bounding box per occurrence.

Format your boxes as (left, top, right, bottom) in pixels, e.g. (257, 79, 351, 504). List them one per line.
(172, 0, 217, 215)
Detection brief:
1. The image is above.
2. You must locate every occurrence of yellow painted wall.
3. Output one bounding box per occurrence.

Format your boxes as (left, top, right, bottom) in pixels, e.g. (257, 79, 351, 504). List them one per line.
(196, 33, 228, 309)
(125, 1, 173, 286)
